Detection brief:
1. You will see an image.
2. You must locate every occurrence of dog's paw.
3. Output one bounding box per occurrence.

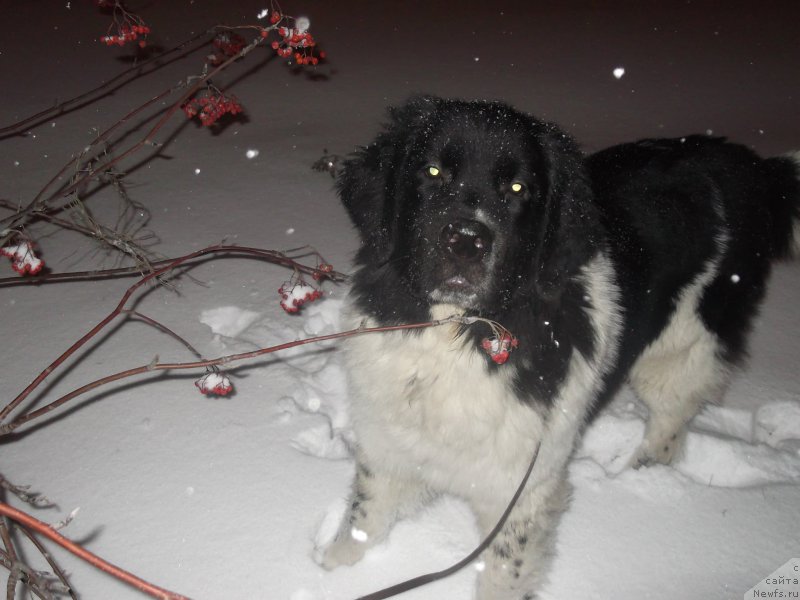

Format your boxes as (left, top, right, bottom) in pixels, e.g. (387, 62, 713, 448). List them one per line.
(630, 432, 683, 468)
(315, 532, 369, 570)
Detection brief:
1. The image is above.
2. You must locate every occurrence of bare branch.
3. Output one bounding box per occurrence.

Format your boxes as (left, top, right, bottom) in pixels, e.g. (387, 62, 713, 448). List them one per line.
(0, 31, 211, 138)
(0, 502, 190, 600)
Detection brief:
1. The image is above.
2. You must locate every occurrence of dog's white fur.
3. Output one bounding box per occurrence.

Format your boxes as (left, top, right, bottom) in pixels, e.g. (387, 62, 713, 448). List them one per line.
(322, 253, 623, 598)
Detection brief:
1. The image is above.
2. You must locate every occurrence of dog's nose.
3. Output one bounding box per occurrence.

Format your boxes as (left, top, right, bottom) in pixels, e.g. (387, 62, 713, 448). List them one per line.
(439, 220, 493, 261)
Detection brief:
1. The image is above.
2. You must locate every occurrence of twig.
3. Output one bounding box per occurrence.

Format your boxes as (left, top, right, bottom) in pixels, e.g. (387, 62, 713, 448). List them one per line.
(0, 502, 190, 600)
(0, 519, 17, 571)
(0, 31, 211, 138)
(15, 526, 77, 600)
(123, 310, 205, 360)
(0, 475, 53, 509)
(2, 24, 276, 231)
(0, 244, 336, 424)
(0, 244, 346, 287)
(0, 316, 467, 436)
(0, 197, 103, 241)
(10, 85, 180, 227)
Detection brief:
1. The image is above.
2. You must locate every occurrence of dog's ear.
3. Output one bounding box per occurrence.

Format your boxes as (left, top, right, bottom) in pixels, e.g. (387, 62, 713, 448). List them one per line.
(336, 140, 389, 243)
(531, 122, 601, 299)
(337, 95, 442, 255)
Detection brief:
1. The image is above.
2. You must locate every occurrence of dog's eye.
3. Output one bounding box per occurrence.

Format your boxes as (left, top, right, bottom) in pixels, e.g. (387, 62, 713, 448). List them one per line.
(510, 182, 525, 194)
(426, 165, 441, 178)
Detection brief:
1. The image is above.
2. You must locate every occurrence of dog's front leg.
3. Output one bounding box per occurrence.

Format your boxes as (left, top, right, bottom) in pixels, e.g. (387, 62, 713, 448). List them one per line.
(473, 473, 570, 600)
(320, 450, 432, 570)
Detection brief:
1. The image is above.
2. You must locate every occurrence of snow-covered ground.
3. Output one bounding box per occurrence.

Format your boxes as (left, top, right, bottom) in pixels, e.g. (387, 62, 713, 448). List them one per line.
(1, 2, 799, 599)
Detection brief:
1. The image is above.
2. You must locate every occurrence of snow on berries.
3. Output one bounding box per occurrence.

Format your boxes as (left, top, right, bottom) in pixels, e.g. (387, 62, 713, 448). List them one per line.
(457, 315, 519, 365)
(195, 370, 234, 397)
(471, 316, 519, 365)
(269, 17, 321, 65)
(1, 240, 44, 276)
(278, 279, 323, 314)
(481, 332, 519, 365)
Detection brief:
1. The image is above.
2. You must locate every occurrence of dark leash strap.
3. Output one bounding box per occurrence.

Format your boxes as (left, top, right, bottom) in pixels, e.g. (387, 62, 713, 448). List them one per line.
(355, 442, 541, 600)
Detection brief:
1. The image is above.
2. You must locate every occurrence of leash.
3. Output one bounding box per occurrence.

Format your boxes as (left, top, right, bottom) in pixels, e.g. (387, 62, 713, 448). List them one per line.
(355, 442, 541, 600)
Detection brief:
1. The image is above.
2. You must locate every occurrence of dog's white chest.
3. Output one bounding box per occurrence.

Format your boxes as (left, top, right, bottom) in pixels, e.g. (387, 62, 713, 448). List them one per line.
(344, 315, 543, 498)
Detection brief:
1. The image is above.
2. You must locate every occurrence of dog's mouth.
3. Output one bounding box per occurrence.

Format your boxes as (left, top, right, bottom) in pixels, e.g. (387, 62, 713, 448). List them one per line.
(444, 274, 470, 287)
(430, 284, 478, 306)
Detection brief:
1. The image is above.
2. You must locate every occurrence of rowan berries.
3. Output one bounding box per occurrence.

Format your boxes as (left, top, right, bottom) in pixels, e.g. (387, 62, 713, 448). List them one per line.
(278, 280, 323, 314)
(182, 91, 243, 126)
(481, 333, 519, 365)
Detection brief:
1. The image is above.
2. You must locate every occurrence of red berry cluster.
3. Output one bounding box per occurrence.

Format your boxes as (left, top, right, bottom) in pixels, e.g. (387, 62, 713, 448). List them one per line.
(278, 280, 323, 314)
(293, 52, 321, 66)
(270, 23, 320, 64)
(1, 241, 44, 276)
(209, 32, 246, 64)
(194, 371, 234, 397)
(100, 23, 150, 47)
(182, 92, 243, 126)
(481, 333, 519, 365)
(312, 262, 334, 281)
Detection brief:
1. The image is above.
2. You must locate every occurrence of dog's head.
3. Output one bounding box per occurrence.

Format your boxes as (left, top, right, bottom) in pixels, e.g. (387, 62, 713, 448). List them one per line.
(340, 95, 599, 322)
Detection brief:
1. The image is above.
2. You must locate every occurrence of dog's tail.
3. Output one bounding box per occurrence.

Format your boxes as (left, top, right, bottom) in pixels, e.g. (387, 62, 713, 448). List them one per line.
(765, 150, 800, 259)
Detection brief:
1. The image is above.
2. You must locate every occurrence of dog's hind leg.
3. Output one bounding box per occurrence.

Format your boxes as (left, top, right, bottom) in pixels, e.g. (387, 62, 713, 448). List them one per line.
(319, 451, 433, 569)
(628, 303, 731, 468)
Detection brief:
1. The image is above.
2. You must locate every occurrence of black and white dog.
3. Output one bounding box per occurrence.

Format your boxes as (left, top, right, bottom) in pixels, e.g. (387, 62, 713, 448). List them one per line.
(320, 95, 800, 598)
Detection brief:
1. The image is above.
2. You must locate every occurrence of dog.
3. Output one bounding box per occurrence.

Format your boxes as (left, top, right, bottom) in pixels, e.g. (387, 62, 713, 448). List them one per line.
(320, 95, 800, 599)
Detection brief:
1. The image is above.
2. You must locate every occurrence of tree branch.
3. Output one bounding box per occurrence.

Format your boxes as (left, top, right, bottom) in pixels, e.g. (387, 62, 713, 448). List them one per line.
(0, 503, 190, 600)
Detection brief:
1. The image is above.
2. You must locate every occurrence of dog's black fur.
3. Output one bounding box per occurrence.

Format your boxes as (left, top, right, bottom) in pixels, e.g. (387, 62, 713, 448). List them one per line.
(321, 95, 800, 598)
(341, 96, 603, 402)
(587, 135, 800, 406)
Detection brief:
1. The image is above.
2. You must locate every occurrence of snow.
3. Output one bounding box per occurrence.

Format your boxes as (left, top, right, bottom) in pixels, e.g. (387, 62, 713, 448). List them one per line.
(1, 2, 799, 600)
(0, 240, 45, 275)
(199, 306, 261, 339)
(194, 371, 234, 396)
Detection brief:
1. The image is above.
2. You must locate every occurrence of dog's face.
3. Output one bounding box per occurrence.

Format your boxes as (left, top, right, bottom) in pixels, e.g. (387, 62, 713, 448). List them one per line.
(404, 106, 548, 309)
(340, 96, 596, 321)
